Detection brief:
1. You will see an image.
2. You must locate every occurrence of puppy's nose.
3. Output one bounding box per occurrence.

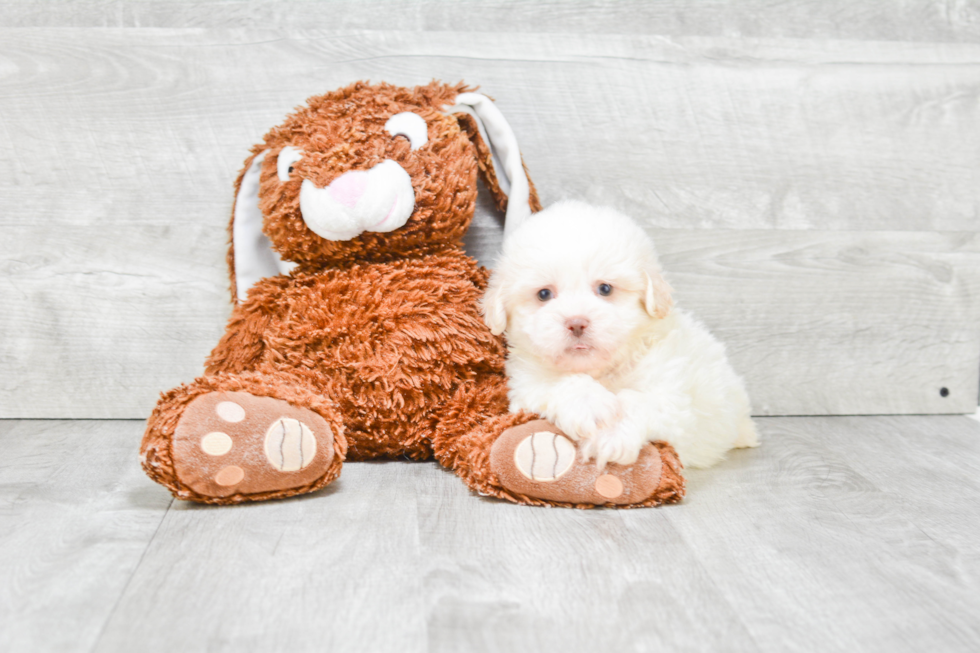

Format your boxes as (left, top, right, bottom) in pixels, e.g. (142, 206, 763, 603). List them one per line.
(565, 317, 590, 337)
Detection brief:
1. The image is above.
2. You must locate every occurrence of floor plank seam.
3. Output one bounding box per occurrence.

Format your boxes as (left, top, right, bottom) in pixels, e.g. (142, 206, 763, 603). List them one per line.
(87, 495, 175, 653)
(409, 464, 432, 653)
(661, 509, 766, 652)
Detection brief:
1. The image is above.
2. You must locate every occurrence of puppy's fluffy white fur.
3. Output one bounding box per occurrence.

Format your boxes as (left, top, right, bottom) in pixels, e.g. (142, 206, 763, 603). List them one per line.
(483, 200, 759, 469)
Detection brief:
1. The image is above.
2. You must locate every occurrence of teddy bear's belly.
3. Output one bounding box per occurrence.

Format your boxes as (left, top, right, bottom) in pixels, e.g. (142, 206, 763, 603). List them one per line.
(267, 254, 505, 460)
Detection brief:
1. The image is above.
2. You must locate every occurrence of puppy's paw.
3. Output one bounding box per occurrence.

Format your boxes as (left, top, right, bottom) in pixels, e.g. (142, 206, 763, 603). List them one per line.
(579, 419, 648, 469)
(545, 378, 621, 440)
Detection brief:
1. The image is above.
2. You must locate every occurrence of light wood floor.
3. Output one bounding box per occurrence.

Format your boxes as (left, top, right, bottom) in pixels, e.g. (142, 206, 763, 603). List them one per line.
(2, 415, 979, 652)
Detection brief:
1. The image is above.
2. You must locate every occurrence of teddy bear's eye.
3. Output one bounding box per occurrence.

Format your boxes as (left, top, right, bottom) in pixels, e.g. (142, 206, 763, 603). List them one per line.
(277, 146, 304, 182)
(384, 112, 428, 151)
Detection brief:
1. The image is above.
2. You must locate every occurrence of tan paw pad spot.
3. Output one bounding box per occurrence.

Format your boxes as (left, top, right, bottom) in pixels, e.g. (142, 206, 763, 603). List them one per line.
(264, 418, 319, 472)
(200, 431, 233, 456)
(216, 401, 246, 423)
(514, 431, 576, 481)
(595, 474, 624, 499)
(215, 465, 245, 487)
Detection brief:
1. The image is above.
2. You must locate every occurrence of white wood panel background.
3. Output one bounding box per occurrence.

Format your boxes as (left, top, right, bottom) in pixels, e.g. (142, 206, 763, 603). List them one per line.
(3, 0, 980, 42)
(1, 4, 979, 418)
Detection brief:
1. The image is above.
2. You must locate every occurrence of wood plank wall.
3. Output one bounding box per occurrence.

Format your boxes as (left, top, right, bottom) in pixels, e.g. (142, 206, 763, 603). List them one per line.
(1, 1, 978, 418)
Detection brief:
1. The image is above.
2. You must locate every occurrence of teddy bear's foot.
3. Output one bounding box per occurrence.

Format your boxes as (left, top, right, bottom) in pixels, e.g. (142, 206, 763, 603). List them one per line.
(489, 420, 684, 507)
(170, 391, 339, 501)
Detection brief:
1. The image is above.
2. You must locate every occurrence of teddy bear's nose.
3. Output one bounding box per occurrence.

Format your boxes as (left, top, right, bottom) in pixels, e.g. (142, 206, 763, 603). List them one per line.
(327, 171, 369, 208)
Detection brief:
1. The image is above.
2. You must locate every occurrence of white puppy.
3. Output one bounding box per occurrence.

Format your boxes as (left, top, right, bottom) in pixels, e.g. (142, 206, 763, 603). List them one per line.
(483, 200, 759, 469)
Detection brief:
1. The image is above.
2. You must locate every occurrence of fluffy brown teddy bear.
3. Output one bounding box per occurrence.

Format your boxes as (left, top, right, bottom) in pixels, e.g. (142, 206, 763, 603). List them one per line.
(140, 81, 685, 508)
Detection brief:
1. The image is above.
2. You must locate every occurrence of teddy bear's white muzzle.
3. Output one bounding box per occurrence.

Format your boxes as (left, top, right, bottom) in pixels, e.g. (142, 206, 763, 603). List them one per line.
(299, 159, 415, 241)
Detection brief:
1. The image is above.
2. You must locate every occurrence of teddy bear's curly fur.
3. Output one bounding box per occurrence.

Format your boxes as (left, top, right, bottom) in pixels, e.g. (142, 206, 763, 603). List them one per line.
(139, 81, 685, 508)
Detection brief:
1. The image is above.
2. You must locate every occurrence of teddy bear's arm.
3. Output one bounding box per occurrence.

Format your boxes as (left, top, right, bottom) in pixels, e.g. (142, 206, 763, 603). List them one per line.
(471, 265, 491, 292)
(203, 277, 295, 375)
(203, 303, 273, 375)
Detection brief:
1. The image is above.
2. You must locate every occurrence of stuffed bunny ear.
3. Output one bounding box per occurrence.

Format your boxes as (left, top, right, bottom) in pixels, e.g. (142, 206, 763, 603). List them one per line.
(228, 150, 297, 303)
(447, 93, 541, 237)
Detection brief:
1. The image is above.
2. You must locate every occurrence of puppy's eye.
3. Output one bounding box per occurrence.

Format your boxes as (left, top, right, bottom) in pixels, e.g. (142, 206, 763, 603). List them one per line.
(277, 146, 304, 182)
(537, 288, 553, 302)
(596, 283, 613, 297)
(384, 112, 428, 151)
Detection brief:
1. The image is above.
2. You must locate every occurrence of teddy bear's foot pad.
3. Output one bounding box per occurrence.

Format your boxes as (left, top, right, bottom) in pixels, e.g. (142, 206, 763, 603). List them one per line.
(490, 420, 664, 506)
(172, 391, 335, 499)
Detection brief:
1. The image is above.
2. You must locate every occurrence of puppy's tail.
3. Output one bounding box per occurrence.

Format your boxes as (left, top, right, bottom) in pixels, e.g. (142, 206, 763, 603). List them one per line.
(733, 417, 760, 449)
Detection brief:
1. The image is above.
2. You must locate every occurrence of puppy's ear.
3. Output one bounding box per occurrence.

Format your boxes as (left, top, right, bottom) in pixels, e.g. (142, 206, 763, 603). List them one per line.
(644, 270, 674, 319)
(481, 275, 508, 336)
